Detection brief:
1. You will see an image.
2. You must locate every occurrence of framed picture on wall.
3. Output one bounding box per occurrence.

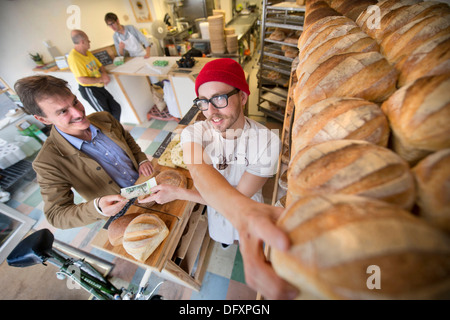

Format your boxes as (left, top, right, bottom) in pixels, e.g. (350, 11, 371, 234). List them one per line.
(129, 0, 152, 23)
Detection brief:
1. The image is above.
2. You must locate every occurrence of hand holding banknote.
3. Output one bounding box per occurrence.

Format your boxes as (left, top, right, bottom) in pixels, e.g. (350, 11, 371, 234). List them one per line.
(98, 194, 128, 217)
(120, 178, 157, 199)
(97, 178, 158, 217)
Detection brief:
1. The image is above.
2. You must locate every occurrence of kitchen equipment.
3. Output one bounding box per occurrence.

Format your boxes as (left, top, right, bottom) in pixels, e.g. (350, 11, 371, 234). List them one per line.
(151, 20, 168, 56)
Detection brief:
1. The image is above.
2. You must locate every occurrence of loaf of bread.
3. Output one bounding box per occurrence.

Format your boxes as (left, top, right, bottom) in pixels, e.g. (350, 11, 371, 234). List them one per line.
(287, 139, 415, 210)
(108, 213, 141, 246)
(296, 27, 380, 83)
(293, 51, 398, 114)
(291, 97, 389, 157)
(356, 0, 426, 42)
(122, 213, 169, 262)
(271, 194, 450, 299)
(298, 15, 358, 53)
(381, 74, 450, 165)
(269, 28, 286, 41)
(395, 34, 450, 87)
(412, 149, 450, 233)
(303, 1, 342, 30)
(380, 11, 450, 64)
(284, 47, 299, 59)
(156, 169, 187, 187)
(328, 0, 377, 21)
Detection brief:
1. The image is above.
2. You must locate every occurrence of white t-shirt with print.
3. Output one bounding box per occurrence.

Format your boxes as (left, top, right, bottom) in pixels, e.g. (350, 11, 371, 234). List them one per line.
(180, 117, 281, 244)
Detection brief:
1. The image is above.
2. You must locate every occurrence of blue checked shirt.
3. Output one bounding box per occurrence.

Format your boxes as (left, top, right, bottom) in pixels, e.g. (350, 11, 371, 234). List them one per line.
(56, 124, 139, 188)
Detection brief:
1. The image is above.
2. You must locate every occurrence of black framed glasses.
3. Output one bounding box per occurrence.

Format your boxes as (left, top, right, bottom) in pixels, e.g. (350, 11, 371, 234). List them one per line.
(193, 88, 240, 111)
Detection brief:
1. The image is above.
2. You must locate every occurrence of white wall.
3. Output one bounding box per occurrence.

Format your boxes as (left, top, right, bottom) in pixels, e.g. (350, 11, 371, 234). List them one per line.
(0, 0, 169, 91)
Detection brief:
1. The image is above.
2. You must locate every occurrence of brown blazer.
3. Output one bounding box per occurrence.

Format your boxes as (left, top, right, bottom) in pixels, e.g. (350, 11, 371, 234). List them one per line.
(32, 111, 148, 229)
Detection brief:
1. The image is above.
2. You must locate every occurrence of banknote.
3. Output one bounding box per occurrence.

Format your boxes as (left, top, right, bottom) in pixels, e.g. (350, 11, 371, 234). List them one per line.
(120, 177, 157, 199)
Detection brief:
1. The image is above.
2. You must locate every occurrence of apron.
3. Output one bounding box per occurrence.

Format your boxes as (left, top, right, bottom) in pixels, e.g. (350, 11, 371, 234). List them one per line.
(121, 30, 146, 57)
(207, 121, 264, 244)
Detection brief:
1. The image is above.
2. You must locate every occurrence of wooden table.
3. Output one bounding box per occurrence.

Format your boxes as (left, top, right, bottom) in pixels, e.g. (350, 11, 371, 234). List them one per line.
(91, 159, 211, 291)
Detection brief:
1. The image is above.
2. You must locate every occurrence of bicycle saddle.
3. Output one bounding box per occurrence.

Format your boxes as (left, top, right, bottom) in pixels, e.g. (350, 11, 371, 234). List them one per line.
(7, 229, 54, 267)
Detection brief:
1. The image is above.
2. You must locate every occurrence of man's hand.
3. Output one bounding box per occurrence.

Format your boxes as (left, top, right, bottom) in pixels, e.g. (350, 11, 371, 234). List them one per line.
(236, 202, 299, 300)
(98, 194, 128, 216)
(138, 184, 180, 204)
(101, 72, 110, 85)
(144, 46, 151, 59)
(138, 161, 154, 177)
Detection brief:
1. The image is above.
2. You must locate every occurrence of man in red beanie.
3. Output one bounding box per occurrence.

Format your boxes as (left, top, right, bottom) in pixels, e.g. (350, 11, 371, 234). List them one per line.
(139, 58, 298, 299)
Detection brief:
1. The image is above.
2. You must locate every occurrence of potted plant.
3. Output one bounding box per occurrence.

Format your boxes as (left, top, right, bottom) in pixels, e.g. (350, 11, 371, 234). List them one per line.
(29, 52, 44, 66)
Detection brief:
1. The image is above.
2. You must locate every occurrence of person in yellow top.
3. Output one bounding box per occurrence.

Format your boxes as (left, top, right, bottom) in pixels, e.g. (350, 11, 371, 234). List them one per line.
(67, 29, 121, 121)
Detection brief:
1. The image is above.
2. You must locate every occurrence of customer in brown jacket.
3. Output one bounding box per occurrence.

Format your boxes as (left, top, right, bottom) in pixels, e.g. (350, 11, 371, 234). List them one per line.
(14, 75, 153, 229)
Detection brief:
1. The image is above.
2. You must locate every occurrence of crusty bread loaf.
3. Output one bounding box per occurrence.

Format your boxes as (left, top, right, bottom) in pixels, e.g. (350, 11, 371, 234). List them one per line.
(298, 15, 357, 53)
(291, 97, 389, 157)
(304, 1, 342, 30)
(381, 12, 450, 64)
(271, 194, 450, 300)
(108, 213, 140, 246)
(287, 140, 415, 210)
(298, 22, 359, 55)
(269, 28, 286, 41)
(293, 51, 398, 114)
(356, 0, 426, 42)
(328, 0, 377, 21)
(381, 74, 450, 165)
(122, 213, 169, 262)
(296, 27, 379, 80)
(395, 34, 450, 87)
(412, 149, 450, 233)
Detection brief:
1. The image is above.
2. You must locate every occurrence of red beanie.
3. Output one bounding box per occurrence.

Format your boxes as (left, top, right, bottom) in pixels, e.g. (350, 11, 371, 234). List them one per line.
(195, 58, 250, 96)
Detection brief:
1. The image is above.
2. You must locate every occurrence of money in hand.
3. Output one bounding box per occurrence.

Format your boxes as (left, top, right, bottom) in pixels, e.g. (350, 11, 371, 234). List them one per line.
(120, 177, 157, 199)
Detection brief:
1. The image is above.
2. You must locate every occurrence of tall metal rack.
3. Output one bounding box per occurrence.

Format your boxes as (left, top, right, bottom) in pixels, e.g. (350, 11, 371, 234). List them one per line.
(257, 1, 305, 122)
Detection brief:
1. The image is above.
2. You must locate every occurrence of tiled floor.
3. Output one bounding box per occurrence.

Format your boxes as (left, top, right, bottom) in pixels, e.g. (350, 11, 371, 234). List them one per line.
(1, 53, 284, 300)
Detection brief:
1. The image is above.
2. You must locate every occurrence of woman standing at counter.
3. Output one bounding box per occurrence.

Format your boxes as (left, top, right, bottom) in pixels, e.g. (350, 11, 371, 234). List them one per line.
(105, 12, 152, 58)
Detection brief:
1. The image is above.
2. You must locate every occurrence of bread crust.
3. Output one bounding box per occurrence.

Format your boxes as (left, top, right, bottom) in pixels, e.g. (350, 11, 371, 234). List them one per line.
(271, 194, 450, 299)
(122, 213, 169, 262)
(287, 140, 415, 210)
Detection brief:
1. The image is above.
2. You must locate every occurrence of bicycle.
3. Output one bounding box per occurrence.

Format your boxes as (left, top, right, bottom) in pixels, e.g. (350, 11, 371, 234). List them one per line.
(7, 228, 163, 300)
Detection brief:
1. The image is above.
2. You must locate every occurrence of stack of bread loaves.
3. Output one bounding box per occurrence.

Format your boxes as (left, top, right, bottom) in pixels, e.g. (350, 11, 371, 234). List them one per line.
(271, 0, 450, 299)
(355, 0, 450, 86)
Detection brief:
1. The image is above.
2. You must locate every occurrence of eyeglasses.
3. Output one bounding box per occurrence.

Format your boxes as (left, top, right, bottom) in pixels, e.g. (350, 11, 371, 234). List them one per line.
(106, 21, 117, 26)
(193, 88, 239, 111)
